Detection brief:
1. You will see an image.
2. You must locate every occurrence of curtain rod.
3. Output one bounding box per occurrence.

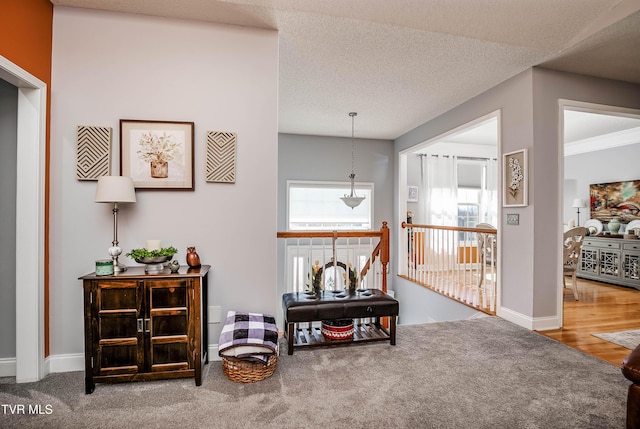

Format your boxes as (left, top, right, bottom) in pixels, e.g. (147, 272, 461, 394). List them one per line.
(417, 154, 497, 161)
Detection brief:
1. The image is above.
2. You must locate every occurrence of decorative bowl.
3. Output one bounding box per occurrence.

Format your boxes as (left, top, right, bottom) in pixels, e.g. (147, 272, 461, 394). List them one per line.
(135, 256, 172, 264)
(135, 256, 172, 274)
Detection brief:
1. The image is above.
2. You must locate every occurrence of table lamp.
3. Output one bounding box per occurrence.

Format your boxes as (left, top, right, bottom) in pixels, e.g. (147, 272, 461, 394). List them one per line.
(95, 176, 136, 272)
(572, 198, 586, 226)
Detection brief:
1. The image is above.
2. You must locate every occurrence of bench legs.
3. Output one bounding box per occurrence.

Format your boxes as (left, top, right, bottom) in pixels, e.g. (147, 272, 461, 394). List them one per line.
(285, 316, 397, 355)
(287, 321, 295, 355)
(390, 316, 396, 345)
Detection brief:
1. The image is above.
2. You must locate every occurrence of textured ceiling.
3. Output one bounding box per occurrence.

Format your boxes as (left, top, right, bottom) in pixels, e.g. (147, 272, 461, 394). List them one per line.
(51, 0, 640, 139)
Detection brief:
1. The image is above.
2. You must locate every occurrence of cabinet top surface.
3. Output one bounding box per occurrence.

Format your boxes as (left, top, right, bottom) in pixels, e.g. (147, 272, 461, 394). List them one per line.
(584, 236, 639, 243)
(79, 265, 210, 280)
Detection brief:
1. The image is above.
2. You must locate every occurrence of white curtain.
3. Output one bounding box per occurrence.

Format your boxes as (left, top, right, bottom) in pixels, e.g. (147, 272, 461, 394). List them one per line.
(480, 158, 498, 226)
(421, 155, 458, 226)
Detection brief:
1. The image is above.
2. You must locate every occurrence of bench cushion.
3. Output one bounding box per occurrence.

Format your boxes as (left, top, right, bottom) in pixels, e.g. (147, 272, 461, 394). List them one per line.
(283, 289, 399, 323)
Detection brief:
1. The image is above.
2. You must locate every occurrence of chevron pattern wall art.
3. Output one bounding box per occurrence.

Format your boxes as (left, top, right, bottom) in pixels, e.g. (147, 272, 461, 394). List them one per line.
(206, 131, 236, 183)
(76, 126, 112, 180)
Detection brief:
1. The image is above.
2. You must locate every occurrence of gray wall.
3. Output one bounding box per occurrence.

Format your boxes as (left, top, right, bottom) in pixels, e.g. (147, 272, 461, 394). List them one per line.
(395, 69, 534, 325)
(50, 8, 278, 359)
(278, 134, 394, 231)
(564, 144, 640, 229)
(531, 69, 640, 319)
(0, 78, 17, 358)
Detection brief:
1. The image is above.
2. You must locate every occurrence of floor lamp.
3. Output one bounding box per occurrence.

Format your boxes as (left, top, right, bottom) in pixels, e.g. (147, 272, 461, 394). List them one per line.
(572, 198, 586, 226)
(95, 176, 137, 272)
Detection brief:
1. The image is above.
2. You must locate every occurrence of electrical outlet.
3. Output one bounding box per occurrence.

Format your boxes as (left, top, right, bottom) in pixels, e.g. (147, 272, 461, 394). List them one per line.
(507, 214, 519, 225)
(208, 306, 221, 323)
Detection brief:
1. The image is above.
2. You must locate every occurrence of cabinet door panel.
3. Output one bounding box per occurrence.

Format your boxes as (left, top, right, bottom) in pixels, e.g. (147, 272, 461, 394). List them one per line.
(599, 250, 620, 279)
(623, 253, 640, 281)
(100, 286, 137, 310)
(99, 344, 139, 374)
(146, 279, 193, 371)
(95, 280, 143, 375)
(151, 283, 188, 308)
(151, 342, 189, 368)
(152, 312, 188, 336)
(99, 312, 138, 339)
(580, 248, 598, 275)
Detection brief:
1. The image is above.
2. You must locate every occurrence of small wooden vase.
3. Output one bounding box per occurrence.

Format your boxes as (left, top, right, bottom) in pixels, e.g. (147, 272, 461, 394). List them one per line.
(186, 247, 201, 268)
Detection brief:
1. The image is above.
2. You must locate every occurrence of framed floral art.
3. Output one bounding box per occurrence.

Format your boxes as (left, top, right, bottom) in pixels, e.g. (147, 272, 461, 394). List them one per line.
(120, 120, 194, 190)
(503, 149, 528, 207)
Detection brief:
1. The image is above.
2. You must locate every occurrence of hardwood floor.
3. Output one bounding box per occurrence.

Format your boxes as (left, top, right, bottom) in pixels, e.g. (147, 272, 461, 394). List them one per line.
(540, 278, 640, 366)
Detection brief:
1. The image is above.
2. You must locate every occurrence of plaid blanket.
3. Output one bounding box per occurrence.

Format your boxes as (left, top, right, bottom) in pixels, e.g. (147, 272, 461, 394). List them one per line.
(218, 311, 278, 363)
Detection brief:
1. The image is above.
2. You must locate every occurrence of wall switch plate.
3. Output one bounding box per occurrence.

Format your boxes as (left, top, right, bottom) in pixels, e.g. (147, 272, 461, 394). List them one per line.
(507, 214, 519, 225)
(208, 306, 221, 324)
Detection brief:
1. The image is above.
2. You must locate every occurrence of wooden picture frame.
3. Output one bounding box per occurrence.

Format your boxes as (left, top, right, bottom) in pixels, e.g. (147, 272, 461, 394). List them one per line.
(120, 119, 194, 190)
(503, 149, 527, 207)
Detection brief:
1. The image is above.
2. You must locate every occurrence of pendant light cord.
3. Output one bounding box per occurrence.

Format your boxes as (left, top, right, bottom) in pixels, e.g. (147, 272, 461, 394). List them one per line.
(349, 112, 357, 175)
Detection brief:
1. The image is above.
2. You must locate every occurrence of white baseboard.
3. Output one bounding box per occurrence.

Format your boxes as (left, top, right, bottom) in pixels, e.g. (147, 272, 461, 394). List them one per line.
(209, 344, 221, 362)
(530, 315, 561, 331)
(48, 353, 84, 373)
(497, 307, 560, 331)
(41, 346, 221, 376)
(46, 347, 223, 374)
(0, 357, 16, 377)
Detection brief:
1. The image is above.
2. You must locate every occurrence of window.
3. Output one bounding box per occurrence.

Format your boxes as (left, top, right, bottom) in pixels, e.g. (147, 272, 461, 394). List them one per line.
(457, 160, 483, 240)
(287, 180, 373, 230)
(458, 187, 481, 240)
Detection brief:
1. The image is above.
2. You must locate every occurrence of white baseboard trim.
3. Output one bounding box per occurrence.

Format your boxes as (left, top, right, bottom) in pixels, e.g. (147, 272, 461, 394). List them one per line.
(209, 344, 221, 362)
(531, 315, 562, 331)
(497, 307, 560, 331)
(0, 357, 16, 377)
(48, 353, 84, 373)
(43, 346, 221, 376)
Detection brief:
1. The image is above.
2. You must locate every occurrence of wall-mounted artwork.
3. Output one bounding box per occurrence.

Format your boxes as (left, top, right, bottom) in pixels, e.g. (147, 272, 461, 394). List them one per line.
(502, 149, 527, 207)
(590, 180, 640, 223)
(120, 120, 194, 190)
(206, 131, 236, 183)
(76, 126, 111, 180)
(407, 185, 418, 202)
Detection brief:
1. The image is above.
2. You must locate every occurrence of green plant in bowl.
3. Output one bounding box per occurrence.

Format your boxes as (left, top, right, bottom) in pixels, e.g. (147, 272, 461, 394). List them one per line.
(126, 246, 178, 263)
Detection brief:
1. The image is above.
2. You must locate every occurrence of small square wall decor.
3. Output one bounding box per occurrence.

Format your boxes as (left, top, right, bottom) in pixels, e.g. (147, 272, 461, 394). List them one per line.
(76, 126, 112, 180)
(206, 131, 237, 183)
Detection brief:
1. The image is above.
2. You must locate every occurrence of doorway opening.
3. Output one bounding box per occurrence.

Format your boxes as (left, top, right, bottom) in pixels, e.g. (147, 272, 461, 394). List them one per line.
(0, 55, 47, 382)
(397, 111, 500, 312)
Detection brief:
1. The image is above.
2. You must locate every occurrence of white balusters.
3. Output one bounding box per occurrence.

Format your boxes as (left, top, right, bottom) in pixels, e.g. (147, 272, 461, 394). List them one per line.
(402, 223, 497, 314)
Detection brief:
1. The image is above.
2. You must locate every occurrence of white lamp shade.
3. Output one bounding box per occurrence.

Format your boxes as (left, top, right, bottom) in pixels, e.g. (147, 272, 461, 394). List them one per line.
(572, 198, 586, 208)
(95, 176, 137, 203)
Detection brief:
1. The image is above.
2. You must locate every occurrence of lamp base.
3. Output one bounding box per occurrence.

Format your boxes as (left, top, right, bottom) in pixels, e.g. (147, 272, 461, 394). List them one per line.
(113, 260, 127, 272)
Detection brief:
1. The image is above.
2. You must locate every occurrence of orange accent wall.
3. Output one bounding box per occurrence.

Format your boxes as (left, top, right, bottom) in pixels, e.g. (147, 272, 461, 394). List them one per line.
(0, 0, 53, 357)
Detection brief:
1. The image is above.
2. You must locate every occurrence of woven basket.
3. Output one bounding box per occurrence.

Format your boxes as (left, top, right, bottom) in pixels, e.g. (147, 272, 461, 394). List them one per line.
(222, 353, 278, 383)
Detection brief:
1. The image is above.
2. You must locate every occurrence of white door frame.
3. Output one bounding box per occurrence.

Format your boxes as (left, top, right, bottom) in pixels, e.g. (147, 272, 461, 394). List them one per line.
(557, 99, 640, 326)
(0, 55, 47, 382)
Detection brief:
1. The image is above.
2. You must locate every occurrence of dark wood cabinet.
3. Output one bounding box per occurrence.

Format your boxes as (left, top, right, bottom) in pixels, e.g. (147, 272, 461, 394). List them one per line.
(80, 265, 210, 393)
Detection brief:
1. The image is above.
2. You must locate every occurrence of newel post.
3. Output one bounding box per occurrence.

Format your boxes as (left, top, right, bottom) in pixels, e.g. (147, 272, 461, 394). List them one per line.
(381, 221, 389, 293)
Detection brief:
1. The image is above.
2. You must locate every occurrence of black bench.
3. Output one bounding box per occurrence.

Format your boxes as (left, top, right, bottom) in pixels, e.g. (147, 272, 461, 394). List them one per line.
(282, 289, 399, 355)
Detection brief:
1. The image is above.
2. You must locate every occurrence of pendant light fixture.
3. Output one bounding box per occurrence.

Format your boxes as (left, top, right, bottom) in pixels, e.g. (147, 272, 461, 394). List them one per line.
(340, 112, 365, 209)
